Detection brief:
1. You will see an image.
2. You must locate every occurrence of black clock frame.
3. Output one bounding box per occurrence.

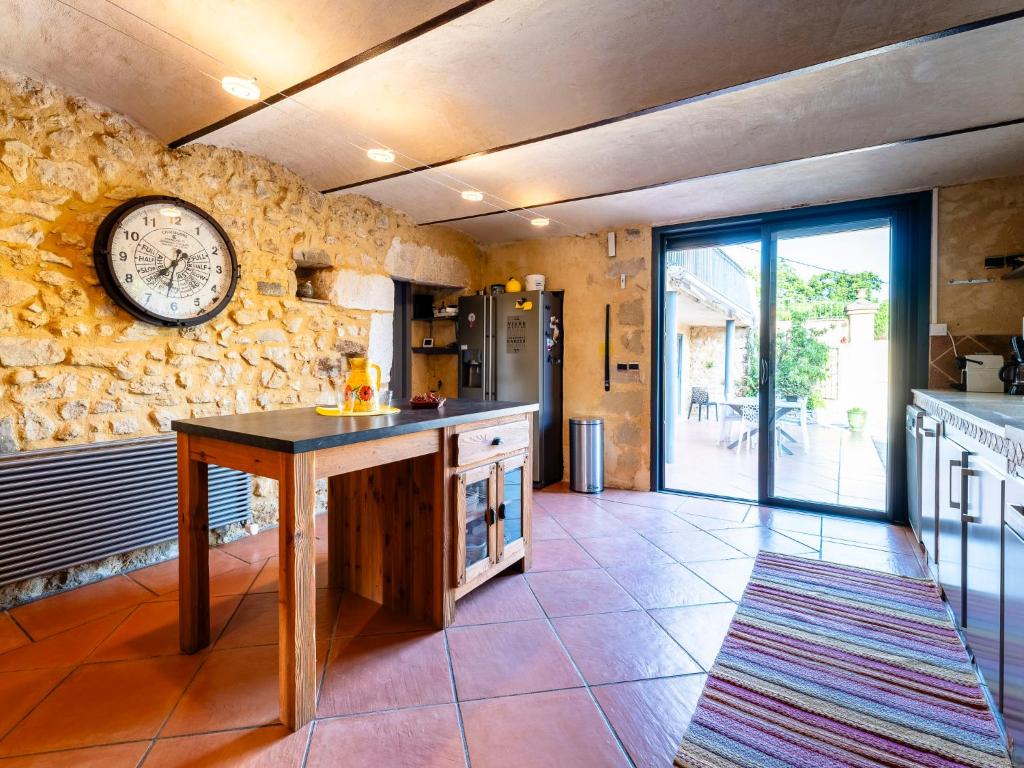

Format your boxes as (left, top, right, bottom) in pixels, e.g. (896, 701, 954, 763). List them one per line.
(92, 195, 240, 327)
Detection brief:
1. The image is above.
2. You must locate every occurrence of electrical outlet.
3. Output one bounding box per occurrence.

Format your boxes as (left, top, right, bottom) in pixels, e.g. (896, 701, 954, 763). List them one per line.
(616, 363, 628, 371)
(627, 362, 640, 371)
(929, 323, 948, 337)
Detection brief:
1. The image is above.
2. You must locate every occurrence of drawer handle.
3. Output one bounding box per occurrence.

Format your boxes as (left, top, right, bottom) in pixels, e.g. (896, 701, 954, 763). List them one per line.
(919, 427, 936, 437)
(492, 437, 503, 446)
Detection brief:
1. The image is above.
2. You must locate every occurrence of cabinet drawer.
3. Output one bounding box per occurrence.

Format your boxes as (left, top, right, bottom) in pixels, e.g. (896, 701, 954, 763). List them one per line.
(456, 420, 530, 467)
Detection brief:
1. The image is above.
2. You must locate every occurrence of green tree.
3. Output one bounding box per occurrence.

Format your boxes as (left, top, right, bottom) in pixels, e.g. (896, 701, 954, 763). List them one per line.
(804, 270, 881, 304)
(775, 313, 829, 400)
(874, 300, 889, 340)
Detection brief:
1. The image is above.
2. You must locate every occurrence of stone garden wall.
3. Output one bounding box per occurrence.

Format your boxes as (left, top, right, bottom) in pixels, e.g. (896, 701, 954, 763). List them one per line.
(0, 70, 481, 605)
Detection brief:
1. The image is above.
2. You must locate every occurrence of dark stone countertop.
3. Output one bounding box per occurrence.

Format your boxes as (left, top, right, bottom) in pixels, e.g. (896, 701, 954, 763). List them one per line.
(172, 399, 538, 454)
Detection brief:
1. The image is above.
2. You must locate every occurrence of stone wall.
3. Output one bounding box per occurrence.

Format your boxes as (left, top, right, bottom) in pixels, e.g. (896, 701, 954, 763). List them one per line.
(0, 70, 481, 605)
(482, 228, 652, 490)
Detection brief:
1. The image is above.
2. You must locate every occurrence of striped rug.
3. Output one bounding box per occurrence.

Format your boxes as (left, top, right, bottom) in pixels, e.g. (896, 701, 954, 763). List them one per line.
(675, 552, 1010, 768)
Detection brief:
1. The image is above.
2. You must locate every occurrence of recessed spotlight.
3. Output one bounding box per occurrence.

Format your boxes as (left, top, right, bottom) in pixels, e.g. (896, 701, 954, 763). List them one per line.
(221, 76, 260, 101)
(367, 148, 396, 163)
(461, 190, 484, 202)
(159, 206, 182, 218)
(530, 217, 550, 227)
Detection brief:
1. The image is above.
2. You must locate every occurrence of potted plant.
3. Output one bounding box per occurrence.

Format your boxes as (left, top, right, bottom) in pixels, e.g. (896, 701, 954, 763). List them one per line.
(847, 406, 868, 432)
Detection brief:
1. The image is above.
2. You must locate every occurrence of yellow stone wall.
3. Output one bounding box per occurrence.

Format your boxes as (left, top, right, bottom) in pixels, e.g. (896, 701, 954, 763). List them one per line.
(0, 70, 482, 603)
(0, 71, 480, 460)
(482, 228, 652, 490)
(936, 175, 1024, 336)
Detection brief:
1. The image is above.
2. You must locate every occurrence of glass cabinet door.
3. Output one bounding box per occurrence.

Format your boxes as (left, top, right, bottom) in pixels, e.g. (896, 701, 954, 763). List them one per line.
(457, 464, 496, 584)
(497, 452, 530, 559)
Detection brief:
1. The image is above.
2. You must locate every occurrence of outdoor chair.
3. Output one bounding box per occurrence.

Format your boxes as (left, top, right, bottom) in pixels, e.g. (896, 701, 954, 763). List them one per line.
(687, 386, 718, 421)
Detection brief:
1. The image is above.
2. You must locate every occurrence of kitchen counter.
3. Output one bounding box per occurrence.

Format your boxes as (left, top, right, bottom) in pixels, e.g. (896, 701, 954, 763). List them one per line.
(173, 399, 538, 453)
(913, 389, 1024, 438)
(913, 389, 1024, 471)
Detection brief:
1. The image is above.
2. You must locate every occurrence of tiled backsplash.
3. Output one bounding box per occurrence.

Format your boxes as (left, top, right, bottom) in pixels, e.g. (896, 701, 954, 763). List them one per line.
(928, 334, 1015, 389)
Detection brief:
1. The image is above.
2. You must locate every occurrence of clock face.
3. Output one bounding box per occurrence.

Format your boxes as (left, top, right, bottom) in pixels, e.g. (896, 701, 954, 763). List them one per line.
(93, 197, 239, 327)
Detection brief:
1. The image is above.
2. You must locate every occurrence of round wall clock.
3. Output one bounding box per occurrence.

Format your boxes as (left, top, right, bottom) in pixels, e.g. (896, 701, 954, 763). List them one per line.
(93, 195, 240, 327)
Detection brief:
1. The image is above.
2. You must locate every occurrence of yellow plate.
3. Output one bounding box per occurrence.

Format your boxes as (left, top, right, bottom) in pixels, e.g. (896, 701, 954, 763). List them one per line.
(316, 405, 401, 417)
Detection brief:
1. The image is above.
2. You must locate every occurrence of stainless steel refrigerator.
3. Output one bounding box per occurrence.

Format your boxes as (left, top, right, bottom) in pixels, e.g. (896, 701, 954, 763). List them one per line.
(458, 291, 564, 486)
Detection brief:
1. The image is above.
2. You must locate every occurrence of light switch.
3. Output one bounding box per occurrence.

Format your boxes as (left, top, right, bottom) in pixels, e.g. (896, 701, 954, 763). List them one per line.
(929, 323, 948, 337)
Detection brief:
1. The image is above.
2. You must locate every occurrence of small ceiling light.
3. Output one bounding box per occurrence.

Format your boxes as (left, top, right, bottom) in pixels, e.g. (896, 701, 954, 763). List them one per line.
(367, 148, 396, 163)
(221, 76, 260, 101)
(461, 190, 484, 202)
(160, 206, 182, 217)
(530, 217, 550, 227)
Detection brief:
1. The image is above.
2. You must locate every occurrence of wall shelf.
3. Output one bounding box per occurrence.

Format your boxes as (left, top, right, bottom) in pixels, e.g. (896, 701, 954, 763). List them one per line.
(413, 347, 459, 355)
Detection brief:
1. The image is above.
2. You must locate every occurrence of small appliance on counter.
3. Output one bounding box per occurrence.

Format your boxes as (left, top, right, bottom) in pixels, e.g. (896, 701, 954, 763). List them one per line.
(953, 354, 1005, 392)
(1000, 336, 1024, 395)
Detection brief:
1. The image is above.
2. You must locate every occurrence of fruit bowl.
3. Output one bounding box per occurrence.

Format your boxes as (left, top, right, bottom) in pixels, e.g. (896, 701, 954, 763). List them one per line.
(410, 393, 446, 409)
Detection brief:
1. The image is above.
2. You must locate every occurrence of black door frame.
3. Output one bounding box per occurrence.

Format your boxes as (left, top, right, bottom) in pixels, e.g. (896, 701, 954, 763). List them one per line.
(651, 192, 932, 523)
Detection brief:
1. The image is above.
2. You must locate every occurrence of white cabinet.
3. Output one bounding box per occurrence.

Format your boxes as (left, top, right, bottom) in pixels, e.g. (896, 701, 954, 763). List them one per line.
(938, 433, 968, 625)
(918, 416, 940, 571)
(961, 451, 1005, 705)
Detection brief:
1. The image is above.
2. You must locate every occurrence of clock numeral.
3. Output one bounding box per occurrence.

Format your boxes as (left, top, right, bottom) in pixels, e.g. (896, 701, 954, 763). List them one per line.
(216, 265, 223, 274)
(194, 298, 201, 307)
(144, 293, 152, 305)
(143, 215, 155, 227)
(118, 251, 127, 261)
(194, 226, 201, 235)
(124, 230, 140, 241)
(211, 246, 219, 255)
(124, 273, 133, 283)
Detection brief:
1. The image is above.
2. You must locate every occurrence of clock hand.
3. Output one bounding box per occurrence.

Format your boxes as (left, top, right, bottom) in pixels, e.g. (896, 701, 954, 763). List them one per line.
(165, 251, 185, 296)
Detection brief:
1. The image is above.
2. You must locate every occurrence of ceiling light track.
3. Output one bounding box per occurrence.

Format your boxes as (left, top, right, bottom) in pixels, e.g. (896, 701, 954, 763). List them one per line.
(418, 115, 1024, 226)
(167, 0, 497, 148)
(323, 7, 1024, 195)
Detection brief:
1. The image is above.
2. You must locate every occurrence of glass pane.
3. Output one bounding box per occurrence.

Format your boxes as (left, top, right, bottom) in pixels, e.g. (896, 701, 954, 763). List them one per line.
(464, 476, 490, 569)
(663, 240, 761, 500)
(771, 221, 890, 511)
(503, 467, 523, 545)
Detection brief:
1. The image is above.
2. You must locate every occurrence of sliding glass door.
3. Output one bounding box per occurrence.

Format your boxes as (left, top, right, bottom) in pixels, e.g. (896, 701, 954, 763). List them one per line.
(768, 221, 891, 511)
(654, 195, 930, 521)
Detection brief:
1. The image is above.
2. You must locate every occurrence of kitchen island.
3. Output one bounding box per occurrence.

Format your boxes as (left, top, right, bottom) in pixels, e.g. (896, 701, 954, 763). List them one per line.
(172, 399, 537, 731)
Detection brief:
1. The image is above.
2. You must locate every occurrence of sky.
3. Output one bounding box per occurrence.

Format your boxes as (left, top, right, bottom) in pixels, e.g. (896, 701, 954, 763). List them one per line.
(720, 224, 891, 300)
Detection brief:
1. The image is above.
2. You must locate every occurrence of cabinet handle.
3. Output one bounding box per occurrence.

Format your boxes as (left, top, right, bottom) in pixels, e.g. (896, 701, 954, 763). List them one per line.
(492, 436, 503, 446)
(919, 427, 936, 437)
(948, 459, 961, 509)
(960, 464, 977, 521)
(486, 508, 494, 526)
(497, 503, 506, 521)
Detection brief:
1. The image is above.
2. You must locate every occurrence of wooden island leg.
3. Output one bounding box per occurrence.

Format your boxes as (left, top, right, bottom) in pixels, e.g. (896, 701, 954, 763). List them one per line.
(278, 452, 317, 731)
(178, 433, 211, 653)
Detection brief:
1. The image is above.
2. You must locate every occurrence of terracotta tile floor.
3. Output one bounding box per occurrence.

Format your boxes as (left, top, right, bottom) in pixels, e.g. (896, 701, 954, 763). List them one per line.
(0, 485, 924, 767)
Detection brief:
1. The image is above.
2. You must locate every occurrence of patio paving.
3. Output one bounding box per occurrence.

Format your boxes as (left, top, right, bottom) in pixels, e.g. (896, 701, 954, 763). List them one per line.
(664, 416, 886, 510)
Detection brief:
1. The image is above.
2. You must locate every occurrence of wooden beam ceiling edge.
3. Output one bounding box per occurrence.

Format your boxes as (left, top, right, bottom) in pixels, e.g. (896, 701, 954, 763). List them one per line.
(418, 116, 1024, 226)
(168, 0, 496, 149)
(324, 8, 1024, 195)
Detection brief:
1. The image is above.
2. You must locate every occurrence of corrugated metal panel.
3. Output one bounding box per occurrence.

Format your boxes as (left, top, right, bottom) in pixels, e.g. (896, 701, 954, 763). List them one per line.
(0, 435, 251, 586)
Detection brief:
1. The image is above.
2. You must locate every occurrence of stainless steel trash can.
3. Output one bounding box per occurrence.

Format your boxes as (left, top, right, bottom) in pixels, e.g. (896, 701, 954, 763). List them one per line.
(569, 417, 604, 493)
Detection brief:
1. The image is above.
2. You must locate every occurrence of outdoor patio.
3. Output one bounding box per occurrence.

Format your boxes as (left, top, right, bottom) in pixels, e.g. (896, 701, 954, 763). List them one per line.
(664, 416, 886, 510)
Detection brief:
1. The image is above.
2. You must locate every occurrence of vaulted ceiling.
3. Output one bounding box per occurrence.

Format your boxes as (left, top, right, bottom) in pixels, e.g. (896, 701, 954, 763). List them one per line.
(4, 0, 1024, 243)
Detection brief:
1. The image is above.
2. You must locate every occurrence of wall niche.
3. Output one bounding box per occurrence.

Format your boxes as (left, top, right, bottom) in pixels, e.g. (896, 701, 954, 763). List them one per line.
(293, 248, 334, 303)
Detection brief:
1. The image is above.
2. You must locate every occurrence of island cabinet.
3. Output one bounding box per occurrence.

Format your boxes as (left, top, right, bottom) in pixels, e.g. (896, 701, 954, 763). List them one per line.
(452, 418, 532, 597)
(172, 399, 537, 732)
